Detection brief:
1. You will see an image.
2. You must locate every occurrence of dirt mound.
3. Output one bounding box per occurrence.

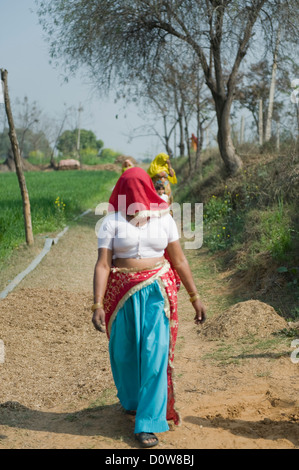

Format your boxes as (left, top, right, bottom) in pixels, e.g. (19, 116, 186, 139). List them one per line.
(201, 300, 288, 340)
(0, 156, 39, 172)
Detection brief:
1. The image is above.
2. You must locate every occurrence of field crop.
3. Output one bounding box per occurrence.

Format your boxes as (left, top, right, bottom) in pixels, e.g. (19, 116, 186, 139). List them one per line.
(0, 169, 118, 262)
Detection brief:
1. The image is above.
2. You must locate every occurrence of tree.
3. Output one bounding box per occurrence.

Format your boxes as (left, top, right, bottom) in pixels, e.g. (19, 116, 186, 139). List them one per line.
(0, 95, 51, 169)
(36, 0, 299, 174)
(57, 128, 104, 156)
(235, 54, 299, 144)
(126, 47, 214, 169)
(15, 96, 41, 157)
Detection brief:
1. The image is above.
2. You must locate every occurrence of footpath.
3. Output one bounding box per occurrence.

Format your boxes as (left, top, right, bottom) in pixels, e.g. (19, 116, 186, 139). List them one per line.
(0, 211, 299, 449)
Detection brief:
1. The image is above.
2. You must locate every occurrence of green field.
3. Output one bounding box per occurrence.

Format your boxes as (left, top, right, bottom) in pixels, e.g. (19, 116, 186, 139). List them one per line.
(0, 170, 119, 262)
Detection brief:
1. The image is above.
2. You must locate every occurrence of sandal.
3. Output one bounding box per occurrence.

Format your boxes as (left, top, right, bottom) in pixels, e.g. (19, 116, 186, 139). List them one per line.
(135, 432, 159, 448)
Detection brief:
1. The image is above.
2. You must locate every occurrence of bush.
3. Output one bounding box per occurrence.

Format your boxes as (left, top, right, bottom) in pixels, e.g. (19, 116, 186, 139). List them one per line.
(80, 148, 100, 165)
(99, 148, 122, 163)
(27, 151, 50, 165)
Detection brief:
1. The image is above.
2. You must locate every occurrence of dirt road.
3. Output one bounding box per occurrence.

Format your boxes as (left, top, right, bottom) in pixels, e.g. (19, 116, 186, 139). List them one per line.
(0, 212, 299, 449)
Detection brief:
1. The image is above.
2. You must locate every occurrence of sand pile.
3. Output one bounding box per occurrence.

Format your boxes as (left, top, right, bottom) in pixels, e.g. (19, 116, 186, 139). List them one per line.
(201, 300, 288, 340)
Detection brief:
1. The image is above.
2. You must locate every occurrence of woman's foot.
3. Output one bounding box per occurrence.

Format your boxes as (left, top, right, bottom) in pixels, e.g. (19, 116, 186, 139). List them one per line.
(135, 432, 159, 448)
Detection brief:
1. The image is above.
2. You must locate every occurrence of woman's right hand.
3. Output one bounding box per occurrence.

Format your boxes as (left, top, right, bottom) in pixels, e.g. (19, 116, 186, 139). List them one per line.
(92, 307, 106, 333)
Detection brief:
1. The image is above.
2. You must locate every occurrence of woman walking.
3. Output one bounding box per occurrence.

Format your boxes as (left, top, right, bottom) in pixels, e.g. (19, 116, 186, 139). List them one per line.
(147, 152, 177, 204)
(92, 167, 206, 447)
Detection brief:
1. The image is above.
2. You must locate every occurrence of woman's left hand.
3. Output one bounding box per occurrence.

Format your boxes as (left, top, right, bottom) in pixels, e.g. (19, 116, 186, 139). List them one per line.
(192, 298, 207, 325)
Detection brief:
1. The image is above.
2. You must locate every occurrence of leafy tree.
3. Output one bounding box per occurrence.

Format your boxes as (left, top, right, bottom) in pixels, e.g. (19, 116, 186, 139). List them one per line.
(56, 130, 76, 155)
(56, 128, 104, 156)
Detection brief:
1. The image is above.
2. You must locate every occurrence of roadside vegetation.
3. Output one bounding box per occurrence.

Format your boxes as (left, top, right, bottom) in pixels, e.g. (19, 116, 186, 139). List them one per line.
(173, 141, 299, 321)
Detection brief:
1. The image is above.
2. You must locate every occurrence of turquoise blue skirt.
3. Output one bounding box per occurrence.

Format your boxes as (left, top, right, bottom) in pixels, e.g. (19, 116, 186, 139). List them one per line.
(109, 279, 170, 434)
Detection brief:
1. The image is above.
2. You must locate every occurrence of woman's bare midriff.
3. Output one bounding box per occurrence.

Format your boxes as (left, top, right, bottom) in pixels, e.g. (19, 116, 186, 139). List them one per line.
(113, 256, 165, 270)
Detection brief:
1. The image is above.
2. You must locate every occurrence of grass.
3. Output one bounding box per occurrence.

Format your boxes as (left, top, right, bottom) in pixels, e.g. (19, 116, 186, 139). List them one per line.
(184, 248, 242, 317)
(0, 169, 118, 264)
(87, 388, 118, 409)
(202, 334, 292, 366)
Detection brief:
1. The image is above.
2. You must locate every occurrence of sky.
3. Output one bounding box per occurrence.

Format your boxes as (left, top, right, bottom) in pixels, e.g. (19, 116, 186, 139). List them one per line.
(0, 0, 164, 161)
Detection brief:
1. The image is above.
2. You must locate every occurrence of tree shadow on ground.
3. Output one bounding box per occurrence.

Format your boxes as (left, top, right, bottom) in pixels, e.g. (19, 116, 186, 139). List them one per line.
(0, 401, 139, 447)
(185, 414, 299, 447)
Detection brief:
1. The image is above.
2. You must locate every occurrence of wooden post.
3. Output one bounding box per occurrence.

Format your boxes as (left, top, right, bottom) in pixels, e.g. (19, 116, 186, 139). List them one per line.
(1, 69, 34, 246)
(259, 99, 263, 146)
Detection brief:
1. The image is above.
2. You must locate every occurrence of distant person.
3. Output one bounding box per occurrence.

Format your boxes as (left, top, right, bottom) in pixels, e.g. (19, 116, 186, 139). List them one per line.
(148, 153, 177, 204)
(191, 133, 198, 152)
(122, 159, 134, 173)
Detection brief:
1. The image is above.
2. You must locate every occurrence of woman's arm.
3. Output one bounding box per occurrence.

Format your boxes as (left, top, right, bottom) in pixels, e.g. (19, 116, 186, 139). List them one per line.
(166, 240, 206, 324)
(166, 159, 175, 177)
(92, 248, 112, 333)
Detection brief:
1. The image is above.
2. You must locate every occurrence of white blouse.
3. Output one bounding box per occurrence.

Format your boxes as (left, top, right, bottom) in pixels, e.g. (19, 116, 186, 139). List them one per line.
(97, 211, 179, 259)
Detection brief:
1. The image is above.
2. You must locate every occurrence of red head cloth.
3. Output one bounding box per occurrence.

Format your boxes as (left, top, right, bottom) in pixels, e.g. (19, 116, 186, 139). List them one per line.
(108, 167, 169, 217)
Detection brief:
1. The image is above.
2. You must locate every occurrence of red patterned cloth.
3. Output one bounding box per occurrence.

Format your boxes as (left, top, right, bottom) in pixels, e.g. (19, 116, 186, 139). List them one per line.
(164, 248, 181, 291)
(104, 262, 180, 426)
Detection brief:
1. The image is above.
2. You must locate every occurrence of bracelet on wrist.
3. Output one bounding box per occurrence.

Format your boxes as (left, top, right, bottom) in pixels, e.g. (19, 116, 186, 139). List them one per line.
(91, 302, 104, 312)
(189, 294, 200, 303)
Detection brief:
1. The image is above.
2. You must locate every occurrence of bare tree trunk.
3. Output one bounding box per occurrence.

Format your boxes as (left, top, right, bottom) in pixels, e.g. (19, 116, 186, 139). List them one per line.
(50, 107, 70, 168)
(76, 103, 83, 167)
(265, 27, 281, 142)
(206, 127, 210, 149)
(259, 99, 263, 146)
(240, 115, 245, 145)
(194, 98, 203, 171)
(276, 119, 280, 152)
(214, 96, 243, 174)
(173, 124, 177, 158)
(1, 69, 34, 246)
(182, 104, 192, 175)
(178, 104, 185, 157)
(195, 123, 204, 172)
(162, 115, 173, 157)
